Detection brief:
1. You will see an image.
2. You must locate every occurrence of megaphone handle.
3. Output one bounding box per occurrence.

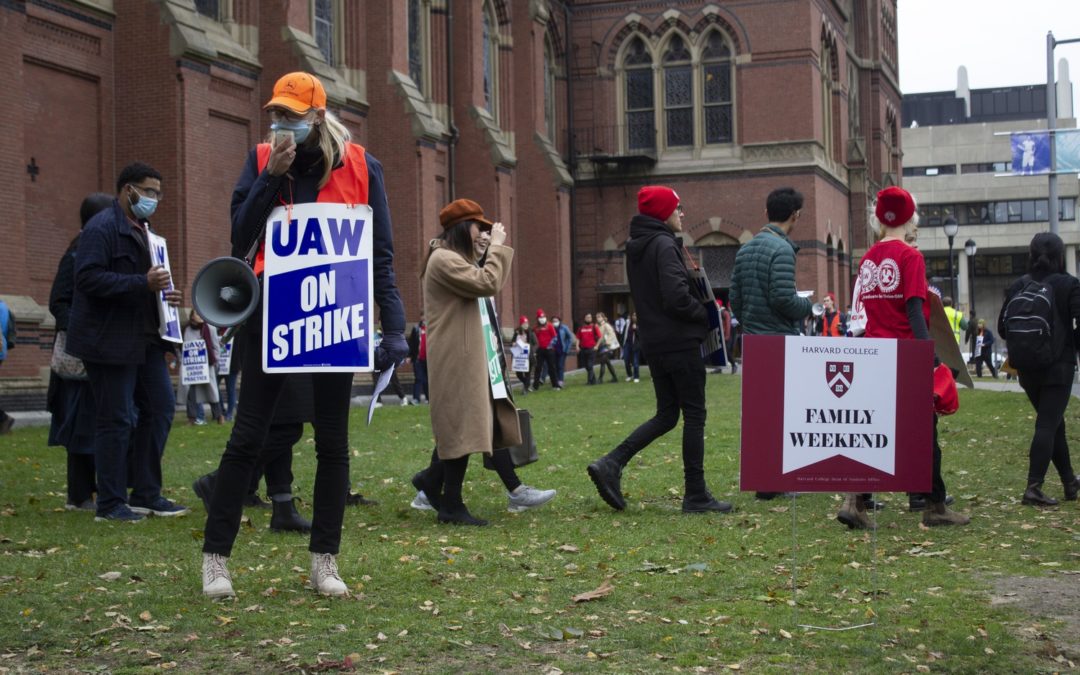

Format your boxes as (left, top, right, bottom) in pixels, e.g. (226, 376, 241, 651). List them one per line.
(222, 324, 240, 344)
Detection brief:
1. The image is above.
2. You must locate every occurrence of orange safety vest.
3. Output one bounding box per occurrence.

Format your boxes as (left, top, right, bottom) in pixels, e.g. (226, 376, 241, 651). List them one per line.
(822, 312, 842, 337)
(252, 142, 370, 276)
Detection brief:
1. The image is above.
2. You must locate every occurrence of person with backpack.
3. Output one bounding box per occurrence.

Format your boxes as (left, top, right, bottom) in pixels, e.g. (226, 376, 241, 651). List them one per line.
(998, 232, 1080, 507)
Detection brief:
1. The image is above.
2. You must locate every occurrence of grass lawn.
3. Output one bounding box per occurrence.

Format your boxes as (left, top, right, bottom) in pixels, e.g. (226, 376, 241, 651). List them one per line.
(1, 372, 1078, 673)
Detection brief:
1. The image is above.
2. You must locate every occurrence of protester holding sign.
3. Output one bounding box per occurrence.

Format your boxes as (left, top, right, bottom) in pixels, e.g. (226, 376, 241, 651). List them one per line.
(730, 187, 813, 500)
(201, 72, 407, 599)
(999, 232, 1080, 507)
(181, 310, 223, 425)
(842, 186, 970, 528)
(66, 162, 187, 523)
(587, 186, 731, 514)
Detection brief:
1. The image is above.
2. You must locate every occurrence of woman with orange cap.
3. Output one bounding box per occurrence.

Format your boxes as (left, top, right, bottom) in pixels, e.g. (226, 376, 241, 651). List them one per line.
(200, 72, 407, 598)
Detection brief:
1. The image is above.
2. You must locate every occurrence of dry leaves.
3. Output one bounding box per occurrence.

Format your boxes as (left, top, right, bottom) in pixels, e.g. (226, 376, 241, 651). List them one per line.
(571, 579, 614, 603)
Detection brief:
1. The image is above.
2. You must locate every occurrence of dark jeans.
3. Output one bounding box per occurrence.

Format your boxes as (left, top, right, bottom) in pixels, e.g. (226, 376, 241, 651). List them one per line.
(412, 359, 428, 401)
(263, 421, 302, 497)
(84, 341, 176, 514)
(203, 323, 352, 556)
(623, 344, 640, 379)
(974, 351, 997, 378)
(579, 349, 597, 384)
(606, 347, 707, 494)
(1021, 378, 1075, 486)
(533, 348, 559, 388)
(219, 371, 238, 420)
(557, 352, 568, 383)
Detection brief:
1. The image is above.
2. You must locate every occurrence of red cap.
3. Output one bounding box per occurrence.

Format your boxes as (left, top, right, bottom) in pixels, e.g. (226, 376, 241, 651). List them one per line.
(875, 187, 916, 228)
(519, 315, 528, 325)
(536, 309, 545, 318)
(638, 186, 680, 221)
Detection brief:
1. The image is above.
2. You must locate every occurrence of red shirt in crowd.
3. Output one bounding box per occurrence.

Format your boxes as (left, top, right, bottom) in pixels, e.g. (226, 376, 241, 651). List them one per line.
(576, 323, 601, 349)
(533, 322, 557, 349)
(858, 239, 930, 339)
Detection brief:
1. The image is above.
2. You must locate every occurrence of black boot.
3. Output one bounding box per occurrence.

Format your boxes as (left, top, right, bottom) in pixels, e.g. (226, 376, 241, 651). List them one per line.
(412, 470, 442, 511)
(1064, 475, 1079, 502)
(437, 505, 488, 526)
(682, 490, 732, 514)
(270, 498, 312, 533)
(587, 457, 626, 510)
(192, 472, 215, 512)
(1022, 483, 1059, 507)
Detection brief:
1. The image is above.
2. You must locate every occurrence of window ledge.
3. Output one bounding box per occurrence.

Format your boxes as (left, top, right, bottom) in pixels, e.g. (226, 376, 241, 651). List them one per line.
(281, 25, 366, 109)
(469, 106, 516, 168)
(532, 132, 573, 187)
(388, 70, 445, 142)
(156, 0, 259, 68)
(0, 295, 49, 326)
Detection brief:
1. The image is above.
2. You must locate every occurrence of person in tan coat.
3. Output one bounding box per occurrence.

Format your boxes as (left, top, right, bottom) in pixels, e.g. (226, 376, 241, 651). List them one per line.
(421, 199, 522, 525)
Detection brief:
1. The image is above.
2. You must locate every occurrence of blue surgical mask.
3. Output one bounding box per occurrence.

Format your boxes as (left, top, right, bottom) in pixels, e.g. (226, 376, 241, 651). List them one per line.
(271, 118, 313, 144)
(129, 190, 158, 220)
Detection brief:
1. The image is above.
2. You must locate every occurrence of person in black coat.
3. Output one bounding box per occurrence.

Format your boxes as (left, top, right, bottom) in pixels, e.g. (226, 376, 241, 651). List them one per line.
(586, 186, 731, 514)
(47, 192, 113, 511)
(1000, 233, 1080, 506)
(66, 162, 186, 522)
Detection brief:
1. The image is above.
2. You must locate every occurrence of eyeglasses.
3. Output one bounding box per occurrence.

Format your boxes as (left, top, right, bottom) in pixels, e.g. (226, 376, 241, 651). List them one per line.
(131, 184, 163, 200)
(676, 205, 685, 214)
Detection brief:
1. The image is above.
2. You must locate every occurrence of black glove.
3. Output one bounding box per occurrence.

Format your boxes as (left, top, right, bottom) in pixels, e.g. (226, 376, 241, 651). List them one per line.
(374, 331, 408, 371)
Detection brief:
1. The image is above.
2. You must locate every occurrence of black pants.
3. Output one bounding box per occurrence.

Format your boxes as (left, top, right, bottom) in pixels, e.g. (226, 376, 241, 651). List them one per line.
(67, 453, 96, 504)
(203, 322, 351, 556)
(974, 351, 997, 378)
(606, 348, 707, 494)
(927, 416, 947, 503)
(597, 349, 618, 382)
(533, 348, 559, 389)
(1021, 378, 1075, 486)
(579, 349, 596, 384)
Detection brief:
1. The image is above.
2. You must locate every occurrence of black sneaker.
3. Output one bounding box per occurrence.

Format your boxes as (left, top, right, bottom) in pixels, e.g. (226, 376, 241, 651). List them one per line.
(192, 474, 214, 512)
(682, 492, 733, 514)
(412, 471, 442, 511)
(94, 504, 145, 523)
(587, 457, 626, 511)
(438, 506, 488, 526)
(345, 492, 378, 507)
(129, 497, 190, 517)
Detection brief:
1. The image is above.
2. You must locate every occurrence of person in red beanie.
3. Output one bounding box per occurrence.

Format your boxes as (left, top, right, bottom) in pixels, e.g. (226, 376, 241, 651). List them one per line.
(531, 308, 561, 391)
(587, 186, 732, 514)
(836, 186, 970, 529)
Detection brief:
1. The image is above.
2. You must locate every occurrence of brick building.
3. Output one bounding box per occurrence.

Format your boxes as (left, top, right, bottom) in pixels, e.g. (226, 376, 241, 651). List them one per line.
(1, 0, 898, 408)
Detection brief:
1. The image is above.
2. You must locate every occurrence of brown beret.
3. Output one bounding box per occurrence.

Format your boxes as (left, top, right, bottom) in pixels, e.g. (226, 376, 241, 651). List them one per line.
(439, 198, 494, 230)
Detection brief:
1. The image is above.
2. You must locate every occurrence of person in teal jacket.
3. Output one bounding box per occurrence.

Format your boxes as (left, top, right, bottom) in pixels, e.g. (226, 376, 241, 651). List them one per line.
(730, 187, 813, 500)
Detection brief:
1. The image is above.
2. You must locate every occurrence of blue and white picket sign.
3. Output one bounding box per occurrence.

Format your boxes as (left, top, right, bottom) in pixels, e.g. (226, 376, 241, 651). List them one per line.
(146, 230, 183, 344)
(181, 339, 211, 385)
(689, 268, 726, 366)
(218, 341, 233, 375)
(262, 202, 375, 373)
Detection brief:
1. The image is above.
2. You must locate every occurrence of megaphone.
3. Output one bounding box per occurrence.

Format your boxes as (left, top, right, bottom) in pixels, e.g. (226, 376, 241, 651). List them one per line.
(191, 257, 260, 330)
(812, 302, 825, 317)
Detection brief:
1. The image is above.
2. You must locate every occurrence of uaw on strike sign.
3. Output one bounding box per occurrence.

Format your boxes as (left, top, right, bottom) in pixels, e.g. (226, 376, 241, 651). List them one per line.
(262, 203, 374, 373)
(740, 335, 934, 493)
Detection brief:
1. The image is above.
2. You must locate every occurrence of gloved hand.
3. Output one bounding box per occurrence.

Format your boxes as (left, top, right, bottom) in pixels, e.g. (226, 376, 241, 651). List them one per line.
(374, 330, 409, 371)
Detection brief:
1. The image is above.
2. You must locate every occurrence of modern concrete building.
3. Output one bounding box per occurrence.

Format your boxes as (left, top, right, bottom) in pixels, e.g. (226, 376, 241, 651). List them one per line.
(901, 63, 1078, 336)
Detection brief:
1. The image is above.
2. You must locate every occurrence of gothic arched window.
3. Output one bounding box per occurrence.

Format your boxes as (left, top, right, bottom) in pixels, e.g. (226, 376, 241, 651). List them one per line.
(623, 36, 655, 151)
(662, 34, 693, 147)
(702, 30, 733, 144)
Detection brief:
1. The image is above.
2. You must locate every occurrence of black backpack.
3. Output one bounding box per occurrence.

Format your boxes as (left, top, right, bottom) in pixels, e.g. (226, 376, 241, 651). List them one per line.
(999, 275, 1066, 370)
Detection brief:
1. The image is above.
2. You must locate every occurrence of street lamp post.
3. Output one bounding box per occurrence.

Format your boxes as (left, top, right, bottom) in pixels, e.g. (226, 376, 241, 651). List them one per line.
(964, 239, 977, 319)
(1046, 31, 1080, 234)
(943, 216, 959, 304)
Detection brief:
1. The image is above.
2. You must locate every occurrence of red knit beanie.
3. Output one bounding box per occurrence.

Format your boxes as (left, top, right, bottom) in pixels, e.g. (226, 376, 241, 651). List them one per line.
(638, 186, 680, 221)
(875, 187, 916, 228)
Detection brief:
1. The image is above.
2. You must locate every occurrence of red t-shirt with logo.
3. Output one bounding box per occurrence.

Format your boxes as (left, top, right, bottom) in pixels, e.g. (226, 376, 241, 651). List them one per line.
(857, 239, 930, 339)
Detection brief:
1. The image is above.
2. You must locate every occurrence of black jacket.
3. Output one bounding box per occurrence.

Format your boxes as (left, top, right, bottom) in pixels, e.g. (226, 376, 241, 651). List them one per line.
(66, 201, 161, 364)
(624, 214, 707, 355)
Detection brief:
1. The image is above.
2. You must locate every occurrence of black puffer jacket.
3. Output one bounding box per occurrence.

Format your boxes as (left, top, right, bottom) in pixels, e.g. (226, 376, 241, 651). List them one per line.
(624, 214, 707, 355)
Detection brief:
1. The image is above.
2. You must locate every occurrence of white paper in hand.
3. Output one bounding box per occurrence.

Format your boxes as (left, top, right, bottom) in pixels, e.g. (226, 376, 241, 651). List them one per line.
(367, 364, 396, 426)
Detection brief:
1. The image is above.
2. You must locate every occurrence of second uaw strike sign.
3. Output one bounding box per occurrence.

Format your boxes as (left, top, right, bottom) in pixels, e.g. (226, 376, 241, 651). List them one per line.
(740, 335, 933, 493)
(262, 202, 374, 373)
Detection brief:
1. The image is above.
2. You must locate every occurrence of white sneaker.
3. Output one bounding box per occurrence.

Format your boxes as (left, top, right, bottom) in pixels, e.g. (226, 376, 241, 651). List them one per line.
(411, 490, 434, 511)
(507, 485, 557, 513)
(626, 376, 632, 382)
(310, 553, 348, 596)
(400, 397, 411, 406)
(372, 401, 383, 409)
(202, 553, 235, 599)
(633, 378, 640, 383)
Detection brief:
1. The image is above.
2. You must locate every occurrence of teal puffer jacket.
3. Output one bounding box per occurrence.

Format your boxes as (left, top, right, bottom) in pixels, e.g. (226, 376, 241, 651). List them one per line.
(730, 224, 812, 335)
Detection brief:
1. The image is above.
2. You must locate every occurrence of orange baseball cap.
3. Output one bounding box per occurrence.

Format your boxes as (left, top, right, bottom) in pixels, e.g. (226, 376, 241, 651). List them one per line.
(438, 199, 494, 230)
(264, 72, 327, 114)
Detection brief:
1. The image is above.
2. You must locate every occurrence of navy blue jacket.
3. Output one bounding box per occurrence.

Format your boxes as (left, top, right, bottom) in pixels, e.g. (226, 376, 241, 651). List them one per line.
(66, 201, 160, 365)
(230, 143, 405, 334)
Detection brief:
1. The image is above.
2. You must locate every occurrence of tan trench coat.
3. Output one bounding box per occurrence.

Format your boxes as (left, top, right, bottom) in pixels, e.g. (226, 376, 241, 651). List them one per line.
(424, 240, 521, 460)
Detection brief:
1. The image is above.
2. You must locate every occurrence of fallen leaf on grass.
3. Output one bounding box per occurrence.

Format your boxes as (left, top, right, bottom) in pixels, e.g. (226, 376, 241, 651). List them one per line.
(138, 611, 152, 622)
(572, 579, 614, 603)
(98, 572, 121, 582)
(557, 544, 580, 553)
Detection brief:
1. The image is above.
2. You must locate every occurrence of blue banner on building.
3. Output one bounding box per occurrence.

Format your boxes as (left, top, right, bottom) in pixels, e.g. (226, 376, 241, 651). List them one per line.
(1057, 129, 1080, 174)
(262, 202, 375, 373)
(1010, 132, 1051, 175)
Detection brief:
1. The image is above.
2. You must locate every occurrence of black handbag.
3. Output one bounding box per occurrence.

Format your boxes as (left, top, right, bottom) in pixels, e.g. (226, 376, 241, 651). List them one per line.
(483, 409, 538, 469)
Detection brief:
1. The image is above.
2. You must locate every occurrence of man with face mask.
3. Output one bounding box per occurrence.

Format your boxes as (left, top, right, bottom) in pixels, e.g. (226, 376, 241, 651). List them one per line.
(551, 315, 575, 387)
(67, 161, 187, 522)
